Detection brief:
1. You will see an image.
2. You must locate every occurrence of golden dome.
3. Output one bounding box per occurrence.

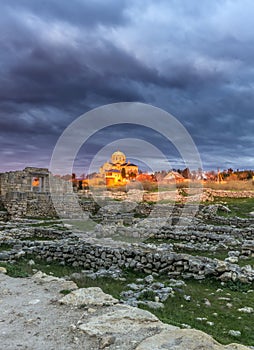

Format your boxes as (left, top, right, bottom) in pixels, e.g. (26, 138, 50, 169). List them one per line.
(111, 150, 126, 164)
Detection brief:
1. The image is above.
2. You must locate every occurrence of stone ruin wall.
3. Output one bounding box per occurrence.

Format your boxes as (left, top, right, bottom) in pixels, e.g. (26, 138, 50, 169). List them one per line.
(205, 189, 254, 199)
(143, 188, 254, 203)
(2, 229, 254, 284)
(0, 167, 95, 219)
(0, 167, 60, 218)
(0, 167, 51, 194)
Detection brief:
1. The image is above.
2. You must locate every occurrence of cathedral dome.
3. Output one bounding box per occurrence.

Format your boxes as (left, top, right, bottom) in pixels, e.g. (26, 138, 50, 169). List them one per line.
(111, 150, 126, 164)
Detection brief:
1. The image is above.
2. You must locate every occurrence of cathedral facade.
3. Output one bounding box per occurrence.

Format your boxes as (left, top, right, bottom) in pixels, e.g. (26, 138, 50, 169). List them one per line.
(99, 151, 138, 186)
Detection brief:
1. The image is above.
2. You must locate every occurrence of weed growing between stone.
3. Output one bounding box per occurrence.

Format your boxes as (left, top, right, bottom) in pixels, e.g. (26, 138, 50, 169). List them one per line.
(0, 243, 13, 252)
(59, 289, 72, 295)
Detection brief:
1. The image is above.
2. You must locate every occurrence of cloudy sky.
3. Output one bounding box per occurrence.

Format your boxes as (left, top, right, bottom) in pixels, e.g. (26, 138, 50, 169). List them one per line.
(0, 0, 253, 174)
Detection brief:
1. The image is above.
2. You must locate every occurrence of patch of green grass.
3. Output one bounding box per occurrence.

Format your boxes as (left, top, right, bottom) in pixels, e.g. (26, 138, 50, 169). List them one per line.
(138, 290, 156, 301)
(0, 256, 83, 278)
(140, 277, 254, 346)
(0, 262, 30, 277)
(65, 219, 97, 231)
(59, 289, 72, 295)
(0, 243, 13, 252)
(112, 235, 142, 244)
(29, 258, 83, 277)
(214, 198, 254, 218)
(238, 256, 254, 268)
(74, 275, 126, 299)
(224, 280, 251, 292)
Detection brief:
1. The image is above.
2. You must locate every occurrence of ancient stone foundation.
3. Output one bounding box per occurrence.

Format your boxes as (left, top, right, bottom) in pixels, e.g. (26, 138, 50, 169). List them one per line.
(2, 231, 254, 284)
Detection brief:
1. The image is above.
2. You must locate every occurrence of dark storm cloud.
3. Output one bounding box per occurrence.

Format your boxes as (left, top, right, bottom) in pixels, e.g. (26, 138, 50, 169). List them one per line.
(0, 23, 159, 111)
(0, 0, 253, 171)
(1, 0, 130, 28)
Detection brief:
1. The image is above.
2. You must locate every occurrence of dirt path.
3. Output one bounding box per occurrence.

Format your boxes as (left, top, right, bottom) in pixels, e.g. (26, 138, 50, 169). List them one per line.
(0, 272, 95, 350)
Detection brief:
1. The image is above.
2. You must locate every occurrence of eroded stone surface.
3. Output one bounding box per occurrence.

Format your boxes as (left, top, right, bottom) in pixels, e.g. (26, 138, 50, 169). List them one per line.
(78, 304, 165, 336)
(32, 270, 78, 291)
(59, 287, 118, 307)
(136, 329, 249, 350)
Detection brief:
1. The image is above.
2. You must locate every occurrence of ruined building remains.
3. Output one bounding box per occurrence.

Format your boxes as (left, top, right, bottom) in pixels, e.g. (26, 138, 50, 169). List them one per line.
(0, 167, 56, 218)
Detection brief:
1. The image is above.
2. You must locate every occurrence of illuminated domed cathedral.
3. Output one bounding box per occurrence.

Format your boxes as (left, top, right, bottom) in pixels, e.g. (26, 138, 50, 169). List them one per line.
(99, 151, 138, 186)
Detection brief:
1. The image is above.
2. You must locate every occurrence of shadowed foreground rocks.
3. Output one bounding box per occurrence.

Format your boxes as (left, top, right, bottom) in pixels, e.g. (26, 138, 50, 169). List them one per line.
(0, 271, 250, 350)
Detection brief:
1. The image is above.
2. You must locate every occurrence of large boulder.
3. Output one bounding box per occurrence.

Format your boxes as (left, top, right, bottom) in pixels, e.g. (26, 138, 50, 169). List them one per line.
(78, 304, 167, 337)
(136, 328, 248, 350)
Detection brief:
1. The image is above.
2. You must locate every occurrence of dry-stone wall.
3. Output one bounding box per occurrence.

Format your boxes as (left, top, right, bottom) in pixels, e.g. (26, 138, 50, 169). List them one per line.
(2, 233, 254, 284)
(208, 189, 254, 199)
(2, 192, 57, 218)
